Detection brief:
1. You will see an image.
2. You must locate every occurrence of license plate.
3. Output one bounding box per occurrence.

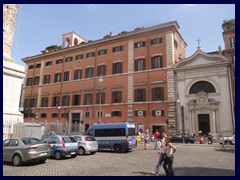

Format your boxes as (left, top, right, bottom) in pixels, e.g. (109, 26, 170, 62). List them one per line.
(39, 152, 47, 156)
(71, 152, 76, 155)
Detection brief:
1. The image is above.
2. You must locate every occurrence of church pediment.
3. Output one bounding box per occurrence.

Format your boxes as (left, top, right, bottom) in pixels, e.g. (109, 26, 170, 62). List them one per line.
(174, 48, 229, 69)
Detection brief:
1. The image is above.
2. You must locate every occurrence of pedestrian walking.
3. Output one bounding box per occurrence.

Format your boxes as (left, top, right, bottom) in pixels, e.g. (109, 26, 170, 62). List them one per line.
(154, 129, 160, 149)
(152, 130, 167, 175)
(143, 132, 149, 150)
(162, 137, 177, 176)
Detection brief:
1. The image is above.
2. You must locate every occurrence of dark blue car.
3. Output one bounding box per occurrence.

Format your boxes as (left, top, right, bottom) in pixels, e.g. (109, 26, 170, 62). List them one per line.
(41, 135, 79, 160)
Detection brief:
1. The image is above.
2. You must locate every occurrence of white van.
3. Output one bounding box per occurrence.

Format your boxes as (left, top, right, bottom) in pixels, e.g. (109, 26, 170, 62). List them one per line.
(85, 122, 137, 153)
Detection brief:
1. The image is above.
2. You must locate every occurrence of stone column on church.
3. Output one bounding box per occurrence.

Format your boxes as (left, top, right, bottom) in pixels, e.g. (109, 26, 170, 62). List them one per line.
(211, 109, 217, 137)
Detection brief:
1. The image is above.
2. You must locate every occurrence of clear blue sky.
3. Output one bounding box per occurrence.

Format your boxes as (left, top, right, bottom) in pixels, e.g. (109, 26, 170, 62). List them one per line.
(12, 4, 235, 66)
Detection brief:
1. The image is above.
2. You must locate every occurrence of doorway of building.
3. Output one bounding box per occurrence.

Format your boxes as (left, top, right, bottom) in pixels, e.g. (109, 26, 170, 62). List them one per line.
(71, 113, 80, 132)
(152, 125, 165, 135)
(198, 114, 210, 135)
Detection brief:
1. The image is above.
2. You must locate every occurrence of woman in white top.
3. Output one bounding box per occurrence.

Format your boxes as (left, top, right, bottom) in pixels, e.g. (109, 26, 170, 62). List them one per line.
(152, 130, 167, 175)
(162, 137, 176, 176)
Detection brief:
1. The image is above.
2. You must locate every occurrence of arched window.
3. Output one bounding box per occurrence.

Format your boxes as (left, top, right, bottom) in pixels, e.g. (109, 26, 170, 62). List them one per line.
(189, 81, 216, 94)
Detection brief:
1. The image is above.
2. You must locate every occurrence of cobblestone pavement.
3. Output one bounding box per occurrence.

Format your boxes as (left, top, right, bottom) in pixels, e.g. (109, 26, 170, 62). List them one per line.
(3, 142, 235, 176)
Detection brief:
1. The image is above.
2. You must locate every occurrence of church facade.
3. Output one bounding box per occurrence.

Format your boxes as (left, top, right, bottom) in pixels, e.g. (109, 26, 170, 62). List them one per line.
(174, 48, 234, 137)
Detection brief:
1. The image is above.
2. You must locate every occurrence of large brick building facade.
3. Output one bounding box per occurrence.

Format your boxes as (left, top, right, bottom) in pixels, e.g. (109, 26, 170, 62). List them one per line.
(20, 21, 186, 135)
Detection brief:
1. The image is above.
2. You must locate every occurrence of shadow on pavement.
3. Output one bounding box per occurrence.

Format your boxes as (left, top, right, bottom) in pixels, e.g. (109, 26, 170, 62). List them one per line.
(132, 167, 235, 176)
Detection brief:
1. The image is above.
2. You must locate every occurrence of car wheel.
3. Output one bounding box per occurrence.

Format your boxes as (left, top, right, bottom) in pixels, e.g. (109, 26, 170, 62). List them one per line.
(224, 140, 230, 145)
(114, 145, 122, 153)
(39, 159, 46, 163)
(122, 148, 129, 153)
(13, 154, 22, 166)
(71, 155, 77, 158)
(79, 147, 85, 155)
(90, 152, 96, 155)
(54, 151, 62, 160)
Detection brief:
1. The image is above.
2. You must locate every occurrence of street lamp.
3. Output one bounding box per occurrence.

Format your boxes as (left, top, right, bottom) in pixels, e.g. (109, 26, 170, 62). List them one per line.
(98, 76, 103, 124)
(57, 106, 61, 133)
(177, 99, 185, 143)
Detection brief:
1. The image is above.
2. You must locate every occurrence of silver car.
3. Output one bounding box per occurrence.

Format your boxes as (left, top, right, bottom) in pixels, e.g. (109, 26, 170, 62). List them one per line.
(219, 135, 235, 145)
(72, 135, 98, 155)
(3, 137, 51, 166)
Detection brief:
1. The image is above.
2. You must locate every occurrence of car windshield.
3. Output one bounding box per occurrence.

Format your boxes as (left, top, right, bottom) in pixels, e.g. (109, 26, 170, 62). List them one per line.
(128, 128, 136, 136)
(22, 138, 41, 145)
(62, 136, 76, 143)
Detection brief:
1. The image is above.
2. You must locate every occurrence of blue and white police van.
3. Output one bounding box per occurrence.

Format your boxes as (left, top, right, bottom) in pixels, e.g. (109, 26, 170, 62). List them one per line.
(85, 122, 137, 153)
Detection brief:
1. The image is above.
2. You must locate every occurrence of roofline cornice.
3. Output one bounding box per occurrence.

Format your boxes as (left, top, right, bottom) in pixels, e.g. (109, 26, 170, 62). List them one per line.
(22, 21, 182, 62)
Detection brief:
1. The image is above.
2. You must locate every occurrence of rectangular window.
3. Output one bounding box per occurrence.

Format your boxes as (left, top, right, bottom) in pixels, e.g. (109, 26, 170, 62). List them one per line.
(62, 95, 70, 106)
(61, 112, 69, 118)
(41, 97, 49, 107)
(84, 94, 93, 105)
(52, 96, 60, 107)
(135, 89, 146, 102)
(29, 98, 37, 108)
(98, 49, 107, 56)
(33, 76, 40, 85)
(152, 109, 164, 116)
(54, 72, 61, 83)
(135, 110, 146, 117)
(152, 87, 164, 101)
(135, 58, 145, 71)
(113, 46, 123, 52)
(111, 111, 122, 117)
(135, 41, 146, 48)
(112, 91, 122, 103)
(41, 113, 47, 118)
(85, 112, 90, 118)
(85, 67, 94, 78)
(72, 94, 81, 106)
(51, 113, 58, 118)
(96, 92, 105, 104)
(45, 61, 52, 67)
(64, 71, 70, 81)
(97, 111, 103, 118)
(97, 65, 106, 76)
(44, 74, 51, 84)
(151, 55, 163, 69)
(229, 37, 235, 48)
(112, 62, 122, 74)
(95, 128, 125, 137)
(56, 59, 63, 64)
(36, 63, 41, 68)
(26, 77, 33, 86)
(231, 56, 235, 66)
(75, 54, 84, 60)
(86, 52, 95, 58)
(65, 57, 73, 62)
(151, 38, 162, 45)
(74, 69, 82, 80)
(28, 65, 34, 69)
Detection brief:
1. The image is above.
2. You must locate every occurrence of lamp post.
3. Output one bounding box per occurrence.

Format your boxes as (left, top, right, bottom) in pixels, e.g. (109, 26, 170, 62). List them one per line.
(98, 76, 103, 124)
(58, 106, 61, 133)
(177, 99, 185, 143)
(181, 106, 185, 143)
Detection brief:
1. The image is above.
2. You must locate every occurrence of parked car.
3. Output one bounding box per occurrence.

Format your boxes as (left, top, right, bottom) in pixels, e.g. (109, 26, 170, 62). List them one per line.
(69, 132, 81, 136)
(71, 135, 98, 155)
(170, 133, 194, 143)
(219, 135, 235, 145)
(3, 137, 51, 166)
(41, 135, 79, 160)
